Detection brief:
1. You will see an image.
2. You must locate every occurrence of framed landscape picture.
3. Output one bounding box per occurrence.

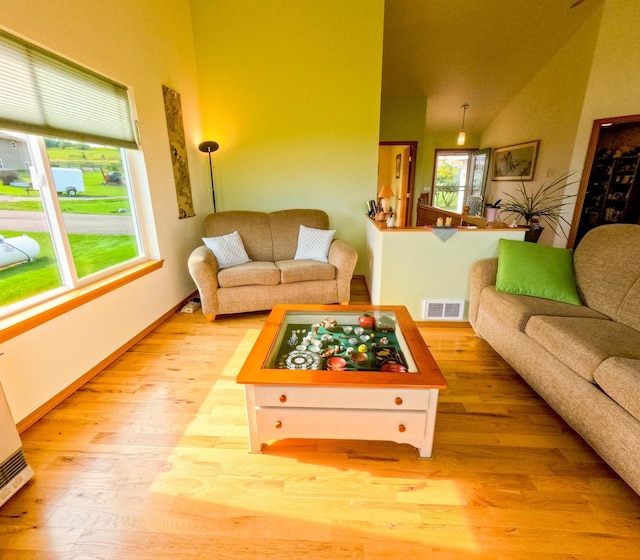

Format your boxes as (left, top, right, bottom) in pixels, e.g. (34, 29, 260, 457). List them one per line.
(492, 140, 539, 181)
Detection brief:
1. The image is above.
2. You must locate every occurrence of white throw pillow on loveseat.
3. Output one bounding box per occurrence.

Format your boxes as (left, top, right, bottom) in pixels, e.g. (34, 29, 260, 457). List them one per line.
(293, 225, 335, 263)
(203, 231, 251, 268)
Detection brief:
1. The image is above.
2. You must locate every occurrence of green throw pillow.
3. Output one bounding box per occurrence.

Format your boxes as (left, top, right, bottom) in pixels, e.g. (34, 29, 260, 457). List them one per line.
(495, 239, 582, 305)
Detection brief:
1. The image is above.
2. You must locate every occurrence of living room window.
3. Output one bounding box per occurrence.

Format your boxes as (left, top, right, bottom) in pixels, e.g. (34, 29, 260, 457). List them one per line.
(0, 131, 145, 313)
(0, 28, 148, 318)
(432, 149, 474, 213)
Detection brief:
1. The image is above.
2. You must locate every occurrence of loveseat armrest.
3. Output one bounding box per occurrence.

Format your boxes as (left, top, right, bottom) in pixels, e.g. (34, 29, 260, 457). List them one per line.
(188, 245, 220, 321)
(469, 258, 498, 330)
(328, 239, 359, 304)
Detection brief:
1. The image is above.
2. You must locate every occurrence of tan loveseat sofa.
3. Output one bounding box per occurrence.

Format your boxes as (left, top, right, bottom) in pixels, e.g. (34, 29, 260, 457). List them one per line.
(188, 209, 358, 320)
(469, 224, 640, 494)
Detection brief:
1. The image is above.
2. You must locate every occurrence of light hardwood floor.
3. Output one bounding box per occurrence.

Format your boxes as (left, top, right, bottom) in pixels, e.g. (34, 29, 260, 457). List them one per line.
(2, 279, 640, 559)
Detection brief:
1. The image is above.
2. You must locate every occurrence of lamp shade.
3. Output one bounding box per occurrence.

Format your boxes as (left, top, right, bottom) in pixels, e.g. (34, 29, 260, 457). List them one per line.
(198, 140, 219, 153)
(378, 185, 394, 199)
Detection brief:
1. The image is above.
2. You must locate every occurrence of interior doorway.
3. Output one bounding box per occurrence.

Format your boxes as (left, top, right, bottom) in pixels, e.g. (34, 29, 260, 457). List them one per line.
(378, 141, 417, 227)
(569, 113, 640, 248)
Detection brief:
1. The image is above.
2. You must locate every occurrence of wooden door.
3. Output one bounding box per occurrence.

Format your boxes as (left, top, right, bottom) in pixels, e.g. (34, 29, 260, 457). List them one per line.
(395, 146, 411, 227)
(378, 142, 417, 227)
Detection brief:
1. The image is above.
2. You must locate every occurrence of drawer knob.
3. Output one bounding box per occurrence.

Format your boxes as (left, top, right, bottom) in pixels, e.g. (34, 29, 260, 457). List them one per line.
(398, 424, 406, 433)
(279, 394, 287, 403)
(275, 420, 282, 429)
(395, 397, 403, 406)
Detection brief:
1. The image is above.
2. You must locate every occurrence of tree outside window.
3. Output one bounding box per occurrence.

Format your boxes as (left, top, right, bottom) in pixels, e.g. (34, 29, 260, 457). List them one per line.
(433, 150, 473, 213)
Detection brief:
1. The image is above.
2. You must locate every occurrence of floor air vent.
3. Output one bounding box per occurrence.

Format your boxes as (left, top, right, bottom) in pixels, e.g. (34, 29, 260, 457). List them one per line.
(423, 300, 465, 321)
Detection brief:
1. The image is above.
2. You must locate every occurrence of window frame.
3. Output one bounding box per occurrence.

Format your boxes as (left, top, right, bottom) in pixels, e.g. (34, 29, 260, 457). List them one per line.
(1, 130, 153, 319)
(0, 260, 163, 343)
(431, 149, 475, 213)
(0, 27, 161, 341)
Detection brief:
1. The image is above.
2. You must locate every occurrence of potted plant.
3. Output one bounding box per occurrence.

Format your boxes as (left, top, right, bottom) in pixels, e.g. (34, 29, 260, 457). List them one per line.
(498, 172, 577, 242)
(484, 199, 501, 222)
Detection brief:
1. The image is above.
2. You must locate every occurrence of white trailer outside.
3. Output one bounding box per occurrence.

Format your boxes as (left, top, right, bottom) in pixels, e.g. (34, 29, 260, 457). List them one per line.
(51, 167, 84, 196)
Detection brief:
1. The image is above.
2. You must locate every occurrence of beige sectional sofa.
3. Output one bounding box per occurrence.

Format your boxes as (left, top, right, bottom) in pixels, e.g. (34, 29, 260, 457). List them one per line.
(188, 209, 358, 320)
(469, 224, 640, 494)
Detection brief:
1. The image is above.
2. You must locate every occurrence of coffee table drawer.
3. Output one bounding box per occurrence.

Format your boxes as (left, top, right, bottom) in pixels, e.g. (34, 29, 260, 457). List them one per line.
(253, 385, 431, 410)
(255, 407, 427, 443)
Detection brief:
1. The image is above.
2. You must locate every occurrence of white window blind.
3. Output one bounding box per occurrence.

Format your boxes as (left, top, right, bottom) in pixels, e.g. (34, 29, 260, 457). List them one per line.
(0, 29, 138, 149)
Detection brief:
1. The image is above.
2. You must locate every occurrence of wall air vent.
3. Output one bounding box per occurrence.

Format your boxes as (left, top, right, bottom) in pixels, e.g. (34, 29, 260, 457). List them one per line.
(422, 300, 465, 321)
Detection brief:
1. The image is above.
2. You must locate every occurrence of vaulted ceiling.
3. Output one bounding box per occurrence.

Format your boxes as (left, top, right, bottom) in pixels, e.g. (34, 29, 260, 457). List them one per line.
(381, 0, 604, 135)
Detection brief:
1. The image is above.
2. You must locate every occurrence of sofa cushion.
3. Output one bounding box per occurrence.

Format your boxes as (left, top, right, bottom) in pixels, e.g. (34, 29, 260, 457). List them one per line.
(496, 239, 582, 305)
(294, 225, 336, 263)
(593, 357, 640, 422)
(478, 286, 607, 333)
(269, 209, 330, 261)
(525, 316, 640, 383)
(574, 224, 640, 325)
(618, 278, 640, 333)
(203, 211, 275, 262)
(277, 259, 336, 284)
(217, 261, 280, 288)
(202, 231, 251, 269)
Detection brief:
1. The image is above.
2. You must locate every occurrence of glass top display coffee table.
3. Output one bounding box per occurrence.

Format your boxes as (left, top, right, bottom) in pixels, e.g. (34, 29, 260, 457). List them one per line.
(236, 304, 448, 457)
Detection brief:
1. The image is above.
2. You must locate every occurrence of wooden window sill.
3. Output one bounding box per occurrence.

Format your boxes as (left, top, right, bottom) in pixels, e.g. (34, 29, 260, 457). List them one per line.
(0, 259, 163, 343)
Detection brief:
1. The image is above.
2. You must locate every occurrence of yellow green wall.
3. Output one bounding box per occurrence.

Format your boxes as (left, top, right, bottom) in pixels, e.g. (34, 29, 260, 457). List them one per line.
(379, 97, 427, 183)
(190, 0, 385, 273)
(481, 0, 640, 249)
(480, 5, 602, 246)
(569, 0, 640, 189)
(378, 97, 482, 225)
(379, 96, 427, 224)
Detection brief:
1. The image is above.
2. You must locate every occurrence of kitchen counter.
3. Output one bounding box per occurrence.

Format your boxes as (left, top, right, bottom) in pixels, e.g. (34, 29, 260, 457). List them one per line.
(364, 218, 525, 321)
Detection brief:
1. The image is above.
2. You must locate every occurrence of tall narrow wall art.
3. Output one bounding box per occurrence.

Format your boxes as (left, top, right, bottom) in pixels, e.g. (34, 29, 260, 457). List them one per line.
(162, 85, 194, 218)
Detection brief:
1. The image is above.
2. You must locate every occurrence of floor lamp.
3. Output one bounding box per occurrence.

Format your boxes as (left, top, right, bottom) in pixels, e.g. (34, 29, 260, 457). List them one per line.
(198, 140, 220, 212)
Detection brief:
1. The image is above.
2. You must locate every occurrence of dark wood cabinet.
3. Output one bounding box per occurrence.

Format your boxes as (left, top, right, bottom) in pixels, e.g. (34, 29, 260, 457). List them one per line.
(577, 150, 640, 237)
(571, 115, 640, 247)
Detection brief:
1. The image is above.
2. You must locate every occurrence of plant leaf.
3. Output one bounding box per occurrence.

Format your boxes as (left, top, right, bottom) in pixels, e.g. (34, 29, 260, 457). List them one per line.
(497, 171, 578, 237)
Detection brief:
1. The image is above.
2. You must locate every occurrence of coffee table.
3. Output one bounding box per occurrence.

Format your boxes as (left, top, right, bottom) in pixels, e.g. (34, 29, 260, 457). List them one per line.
(236, 304, 447, 457)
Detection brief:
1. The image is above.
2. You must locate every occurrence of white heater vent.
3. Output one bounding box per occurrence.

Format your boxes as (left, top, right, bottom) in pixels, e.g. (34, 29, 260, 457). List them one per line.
(1, 382, 34, 508)
(423, 300, 465, 321)
(0, 450, 33, 507)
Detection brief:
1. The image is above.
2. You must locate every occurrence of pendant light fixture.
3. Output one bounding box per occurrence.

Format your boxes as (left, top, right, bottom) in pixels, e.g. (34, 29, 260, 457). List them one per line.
(457, 104, 469, 146)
